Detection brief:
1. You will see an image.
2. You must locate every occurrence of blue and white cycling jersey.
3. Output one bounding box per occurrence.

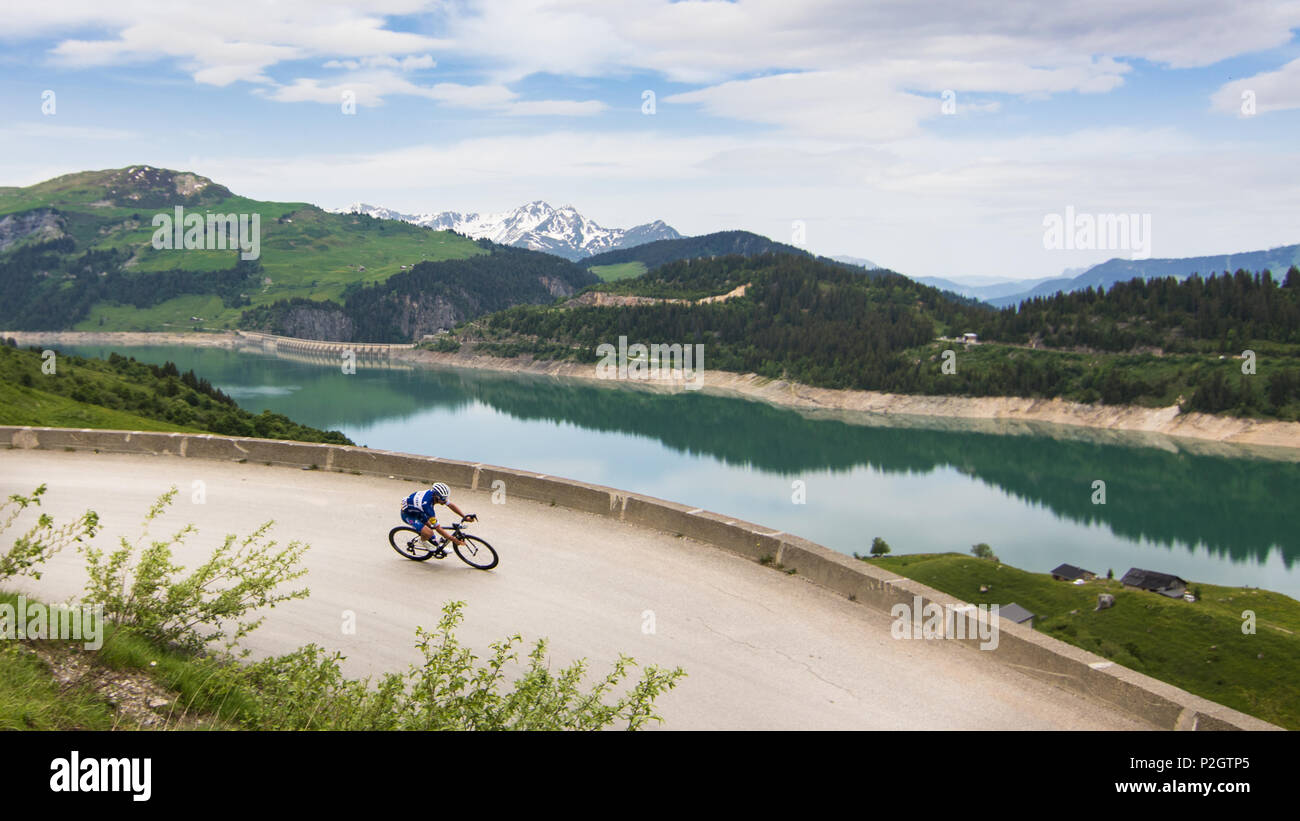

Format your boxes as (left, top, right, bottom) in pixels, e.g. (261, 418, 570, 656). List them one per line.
(401, 489, 441, 529)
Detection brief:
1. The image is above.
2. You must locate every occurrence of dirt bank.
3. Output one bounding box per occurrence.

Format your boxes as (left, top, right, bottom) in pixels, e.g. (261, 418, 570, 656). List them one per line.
(9, 330, 1300, 452)
(396, 347, 1300, 452)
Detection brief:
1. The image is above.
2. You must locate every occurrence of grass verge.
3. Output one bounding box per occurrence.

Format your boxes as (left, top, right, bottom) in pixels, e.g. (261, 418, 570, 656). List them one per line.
(865, 552, 1300, 728)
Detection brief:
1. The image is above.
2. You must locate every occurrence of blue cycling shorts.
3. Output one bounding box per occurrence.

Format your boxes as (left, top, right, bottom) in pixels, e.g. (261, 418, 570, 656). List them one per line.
(401, 507, 436, 530)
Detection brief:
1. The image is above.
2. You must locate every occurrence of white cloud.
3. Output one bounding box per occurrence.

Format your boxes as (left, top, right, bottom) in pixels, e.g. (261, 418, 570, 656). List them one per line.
(502, 99, 607, 117)
(666, 71, 935, 141)
(1211, 57, 1300, 115)
(323, 54, 436, 71)
(22, 1, 1300, 105)
(424, 82, 517, 107)
(36, 2, 447, 86)
(193, 131, 742, 193)
(261, 73, 604, 114)
(437, 0, 1300, 80)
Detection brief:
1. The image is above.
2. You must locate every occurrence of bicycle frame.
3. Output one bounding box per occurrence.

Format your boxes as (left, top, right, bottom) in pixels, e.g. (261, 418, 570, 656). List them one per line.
(418, 520, 471, 548)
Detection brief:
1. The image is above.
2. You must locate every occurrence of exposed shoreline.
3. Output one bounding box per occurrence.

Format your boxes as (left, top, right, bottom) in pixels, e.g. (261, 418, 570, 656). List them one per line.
(11, 329, 1300, 454)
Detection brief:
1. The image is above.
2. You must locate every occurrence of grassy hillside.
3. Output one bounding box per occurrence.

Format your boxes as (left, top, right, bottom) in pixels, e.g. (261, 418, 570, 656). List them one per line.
(590, 262, 647, 281)
(0, 379, 204, 432)
(241, 244, 599, 343)
(0, 166, 484, 332)
(0, 341, 351, 443)
(867, 552, 1300, 728)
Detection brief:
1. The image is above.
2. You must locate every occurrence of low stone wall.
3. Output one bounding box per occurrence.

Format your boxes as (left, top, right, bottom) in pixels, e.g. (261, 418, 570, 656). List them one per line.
(1, 425, 1279, 731)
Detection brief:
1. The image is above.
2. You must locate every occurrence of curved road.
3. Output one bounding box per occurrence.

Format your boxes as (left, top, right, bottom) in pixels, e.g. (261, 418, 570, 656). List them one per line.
(2, 450, 1153, 730)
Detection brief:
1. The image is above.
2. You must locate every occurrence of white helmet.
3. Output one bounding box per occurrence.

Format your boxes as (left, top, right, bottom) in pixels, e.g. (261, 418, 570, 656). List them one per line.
(430, 482, 450, 502)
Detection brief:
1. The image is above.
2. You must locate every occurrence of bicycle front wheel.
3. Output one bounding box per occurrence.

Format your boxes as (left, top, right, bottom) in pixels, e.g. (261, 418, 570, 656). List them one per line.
(453, 535, 499, 570)
(389, 526, 436, 561)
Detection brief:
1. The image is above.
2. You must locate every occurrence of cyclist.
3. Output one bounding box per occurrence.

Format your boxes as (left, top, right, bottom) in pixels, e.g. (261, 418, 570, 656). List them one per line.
(401, 482, 477, 548)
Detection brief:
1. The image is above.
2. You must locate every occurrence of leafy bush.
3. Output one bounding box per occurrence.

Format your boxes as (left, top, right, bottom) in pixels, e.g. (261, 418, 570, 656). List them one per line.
(427, 336, 462, 353)
(0, 485, 99, 582)
(80, 487, 309, 652)
(216, 601, 686, 730)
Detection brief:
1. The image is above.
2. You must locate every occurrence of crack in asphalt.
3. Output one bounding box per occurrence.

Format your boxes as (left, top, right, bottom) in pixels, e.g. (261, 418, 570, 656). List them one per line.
(695, 618, 859, 701)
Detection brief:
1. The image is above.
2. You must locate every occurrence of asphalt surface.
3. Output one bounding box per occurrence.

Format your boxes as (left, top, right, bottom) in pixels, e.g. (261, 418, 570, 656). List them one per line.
(1, 449, 1154, 730)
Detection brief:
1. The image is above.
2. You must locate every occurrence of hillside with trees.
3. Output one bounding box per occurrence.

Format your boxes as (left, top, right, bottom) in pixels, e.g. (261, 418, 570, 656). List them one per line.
(580, 229, 893, 277)
(0, 166, 487, 332)
(981, 268, 1300, 351)
(0, 340, 351, 443)
(580, 230, 813, 269)
(449, 253, 1300, 420)
(242, 245, 599, 342)
(988, 243, 1300, 307)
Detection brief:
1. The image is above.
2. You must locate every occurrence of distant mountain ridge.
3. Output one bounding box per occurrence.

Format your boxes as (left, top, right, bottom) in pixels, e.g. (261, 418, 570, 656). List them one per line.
(916, 274, 1065, 301)
(333, 200, 681, 261)
(580, 230, 811, 269)
(580, 230, 897, 281)
(987, 244, 1300, 308)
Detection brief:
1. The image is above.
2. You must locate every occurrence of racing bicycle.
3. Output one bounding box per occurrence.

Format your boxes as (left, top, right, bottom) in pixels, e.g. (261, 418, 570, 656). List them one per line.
(388, 519, 499, 570)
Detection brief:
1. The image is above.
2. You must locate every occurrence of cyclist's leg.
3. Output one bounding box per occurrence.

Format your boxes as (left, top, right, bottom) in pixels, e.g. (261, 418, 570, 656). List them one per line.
(401, 508, 435, 541)
(417, 512, 439, 542)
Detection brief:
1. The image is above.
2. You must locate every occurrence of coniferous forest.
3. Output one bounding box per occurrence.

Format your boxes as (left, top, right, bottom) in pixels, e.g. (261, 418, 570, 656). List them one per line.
(459, 253, 1300, 419)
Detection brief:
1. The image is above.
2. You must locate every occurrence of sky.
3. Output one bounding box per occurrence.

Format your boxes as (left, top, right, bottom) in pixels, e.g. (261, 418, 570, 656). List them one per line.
(1, 0, 1298, 280)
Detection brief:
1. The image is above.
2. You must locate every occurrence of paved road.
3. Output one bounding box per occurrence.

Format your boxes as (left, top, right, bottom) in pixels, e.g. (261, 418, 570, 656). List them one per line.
(1, 450, 1153, 730)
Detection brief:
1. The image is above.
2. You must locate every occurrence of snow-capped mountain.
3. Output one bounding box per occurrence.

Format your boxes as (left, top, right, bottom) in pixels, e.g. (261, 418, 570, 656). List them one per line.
(332, 200, 681, 261)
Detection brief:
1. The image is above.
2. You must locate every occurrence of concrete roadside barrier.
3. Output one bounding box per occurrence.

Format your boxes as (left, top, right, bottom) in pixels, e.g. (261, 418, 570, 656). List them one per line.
(473, 466, 620, 517)
(0, 425, 1280, 730)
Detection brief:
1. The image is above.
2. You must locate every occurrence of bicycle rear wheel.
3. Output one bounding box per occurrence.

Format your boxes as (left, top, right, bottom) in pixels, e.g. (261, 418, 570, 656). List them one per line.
(389, 526, 436, 561)
(453, 535, 499, 570)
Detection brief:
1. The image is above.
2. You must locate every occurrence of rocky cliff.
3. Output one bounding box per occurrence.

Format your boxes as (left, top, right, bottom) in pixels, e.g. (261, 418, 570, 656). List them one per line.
(0, 209, 65, 252)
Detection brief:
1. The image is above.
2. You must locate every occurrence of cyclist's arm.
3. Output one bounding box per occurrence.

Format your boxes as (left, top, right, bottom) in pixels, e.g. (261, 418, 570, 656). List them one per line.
(431, 523, 460, 543)
(446, 502, 475, 521)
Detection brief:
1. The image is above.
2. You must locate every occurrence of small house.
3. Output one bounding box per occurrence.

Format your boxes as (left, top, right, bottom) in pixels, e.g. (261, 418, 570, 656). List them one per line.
(997, 602, 1035, 628)
(1050, 563, 1097, 582)
(1120, 568, 1188, 599)
(962, 332, 978, 344)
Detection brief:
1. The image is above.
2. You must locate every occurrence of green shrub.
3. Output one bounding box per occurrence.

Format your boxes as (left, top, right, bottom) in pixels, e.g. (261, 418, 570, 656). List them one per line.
(0, 485, 99, 582)
(79, 487, 309, 652)
(218, 601, 686, 730)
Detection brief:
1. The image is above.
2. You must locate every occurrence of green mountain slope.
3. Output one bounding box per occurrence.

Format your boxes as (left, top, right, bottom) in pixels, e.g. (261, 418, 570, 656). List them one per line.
(241, 244, 599, 343)
(0, 166, 484, 332)
(0, 340, 351, 443)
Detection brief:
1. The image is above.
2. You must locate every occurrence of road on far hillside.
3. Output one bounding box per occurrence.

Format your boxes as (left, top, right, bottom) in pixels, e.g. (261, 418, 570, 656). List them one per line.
(1, 449, 1155, 730)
